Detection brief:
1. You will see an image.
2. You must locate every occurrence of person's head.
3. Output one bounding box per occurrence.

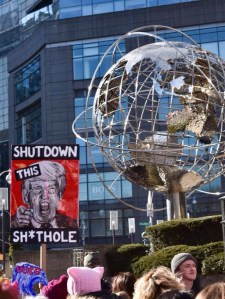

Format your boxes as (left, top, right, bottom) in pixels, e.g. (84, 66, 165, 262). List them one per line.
(22, 161, 66, 224)
(41, 274, 68, 299)
(0, 277, 11, 288)
(0, 282, 19, 299)
(112, 272, 137, 298)
(83, 252, 101, 268)
(196, 282, 225, 299)
(133, 266, 185, 299)
(171, 253, 197, 283)
(158, 290, 193, 299)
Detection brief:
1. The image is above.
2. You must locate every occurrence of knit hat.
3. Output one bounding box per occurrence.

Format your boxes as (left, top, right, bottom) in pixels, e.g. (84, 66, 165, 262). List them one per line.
(41, 274, 68, 299)
(67, 266, 104, 295)
(83, 252, 101, 268)
(0, 282, 19, 299)
(171, 253, 197, 273)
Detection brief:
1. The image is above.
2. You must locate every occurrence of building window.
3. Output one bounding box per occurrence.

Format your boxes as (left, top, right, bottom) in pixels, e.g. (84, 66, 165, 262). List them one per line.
(14, 56, 41, 104)
(16, 101, 41, 144)
(198, 176, 222, 193)
(160, 26, 225, 58)
(74, 90, 108, 168)
(0, 56, 8, 131)
(73, 38, 125, 80)
(88, 208, 134, 237)
(79, 171, 132, 201)
(158, 95, 183, 121)
(57, 0, 199, 18)
(91, 219, 106, 237)
(74, 94, 93, 129)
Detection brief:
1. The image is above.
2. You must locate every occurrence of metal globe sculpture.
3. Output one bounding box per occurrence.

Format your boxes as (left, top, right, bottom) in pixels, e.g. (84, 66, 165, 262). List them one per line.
(73, 25, 225, 198)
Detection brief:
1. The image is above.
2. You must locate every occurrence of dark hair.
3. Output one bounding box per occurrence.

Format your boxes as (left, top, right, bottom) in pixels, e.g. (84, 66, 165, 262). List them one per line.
(158, 290, 193, 299)
(112, 272, 137, 298)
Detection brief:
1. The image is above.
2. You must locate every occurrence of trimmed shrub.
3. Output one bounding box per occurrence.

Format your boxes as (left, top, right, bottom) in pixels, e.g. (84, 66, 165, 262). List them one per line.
(104, 216, 224, 277)
(145, 216, 222, 251)
(105, 243, 146, 276)
(131, 242, 224, 277)
(202, 252, 225, 274)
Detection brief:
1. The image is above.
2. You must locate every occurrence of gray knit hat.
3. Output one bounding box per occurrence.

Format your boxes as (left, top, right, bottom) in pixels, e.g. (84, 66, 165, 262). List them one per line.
(171, 253, 197, 273)
(83, 252, 101, 268)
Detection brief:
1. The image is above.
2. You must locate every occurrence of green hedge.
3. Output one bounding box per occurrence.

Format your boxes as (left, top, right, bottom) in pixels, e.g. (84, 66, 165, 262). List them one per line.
(202, 252, 225, 274)
(104, 216, 224, 276)
(105, 243, 146, 276)
(145, 216, 223, 251)
(131, 242, 224, 277)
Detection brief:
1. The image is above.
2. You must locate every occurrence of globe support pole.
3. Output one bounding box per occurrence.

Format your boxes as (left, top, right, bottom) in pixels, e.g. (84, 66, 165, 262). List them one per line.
(166, 198, 172, 221)
(168, 192, 186, 219)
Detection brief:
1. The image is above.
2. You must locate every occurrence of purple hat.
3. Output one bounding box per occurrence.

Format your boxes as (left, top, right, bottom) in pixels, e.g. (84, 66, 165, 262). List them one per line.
(41, 275, 68, 299)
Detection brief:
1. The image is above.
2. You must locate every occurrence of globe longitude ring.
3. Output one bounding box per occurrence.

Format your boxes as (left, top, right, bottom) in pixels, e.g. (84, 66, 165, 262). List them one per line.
(73, 25, 225, 199)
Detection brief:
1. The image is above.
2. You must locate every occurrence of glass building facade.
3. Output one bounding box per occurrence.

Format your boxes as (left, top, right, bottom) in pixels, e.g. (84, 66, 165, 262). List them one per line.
(0, 0, 53, 174)
(3, 0, 225, 246)
(54, 0, 198, 18)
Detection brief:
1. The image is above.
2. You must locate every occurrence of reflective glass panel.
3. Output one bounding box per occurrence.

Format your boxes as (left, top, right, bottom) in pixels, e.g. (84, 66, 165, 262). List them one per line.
(125, 0, 145, 9)
(91, 219, 106, 236)
(219, 41, 225, 60)
(122, 180, 132, 197)
(82, 4, 92, 15)
(73, 58, 84, 80)
(79, 183, 88, 201)
(60, 0, 81, 8)
(16, 101, 41, 144)
(93, 2, 113, 14)
(14, 56, 41, 104)
(201, 42, 218, 56)
(83, 56, 99, 79)
(88, 182, 105, 200)
(147, 0, 158, 6)
(114, 0, 125, 11)
(60, 7, 82, 18)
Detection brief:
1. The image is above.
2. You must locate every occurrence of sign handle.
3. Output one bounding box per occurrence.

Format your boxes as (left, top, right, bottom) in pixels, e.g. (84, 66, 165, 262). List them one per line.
(40, 244, 46, 273)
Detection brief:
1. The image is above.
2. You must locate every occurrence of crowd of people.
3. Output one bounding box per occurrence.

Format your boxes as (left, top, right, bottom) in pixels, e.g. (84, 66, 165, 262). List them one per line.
(0, 251, 224, 299)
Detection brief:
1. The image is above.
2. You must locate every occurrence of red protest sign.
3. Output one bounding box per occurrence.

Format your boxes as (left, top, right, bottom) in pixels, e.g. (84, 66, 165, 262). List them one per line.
(10, 145, 80, 244)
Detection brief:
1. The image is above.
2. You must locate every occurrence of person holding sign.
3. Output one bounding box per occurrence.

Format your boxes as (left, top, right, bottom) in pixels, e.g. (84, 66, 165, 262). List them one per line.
(11, 161, 78, 229)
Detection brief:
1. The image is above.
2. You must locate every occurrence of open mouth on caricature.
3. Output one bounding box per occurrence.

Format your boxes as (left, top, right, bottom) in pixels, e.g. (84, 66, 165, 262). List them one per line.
(40, 201, 50, 217)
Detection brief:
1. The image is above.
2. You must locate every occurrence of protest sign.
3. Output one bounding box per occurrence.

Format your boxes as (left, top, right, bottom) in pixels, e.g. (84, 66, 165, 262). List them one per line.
(10, 144, 79, 244)
(12, 261, 48, 296)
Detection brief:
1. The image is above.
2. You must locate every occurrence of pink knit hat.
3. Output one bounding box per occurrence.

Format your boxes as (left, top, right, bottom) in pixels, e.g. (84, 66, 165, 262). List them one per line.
(67, 266, 104, 295)
(41, 274, 68, 299)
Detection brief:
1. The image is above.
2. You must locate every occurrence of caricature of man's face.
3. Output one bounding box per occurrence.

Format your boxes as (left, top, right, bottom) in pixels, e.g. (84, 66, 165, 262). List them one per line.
(28, 179, 60, 223)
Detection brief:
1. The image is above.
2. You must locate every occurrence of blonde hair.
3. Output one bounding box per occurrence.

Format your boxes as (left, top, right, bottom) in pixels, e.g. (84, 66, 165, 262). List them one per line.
(0, 277, 10, 286)
(133, 266, 185, 299)
(196, 282, 225, 299)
